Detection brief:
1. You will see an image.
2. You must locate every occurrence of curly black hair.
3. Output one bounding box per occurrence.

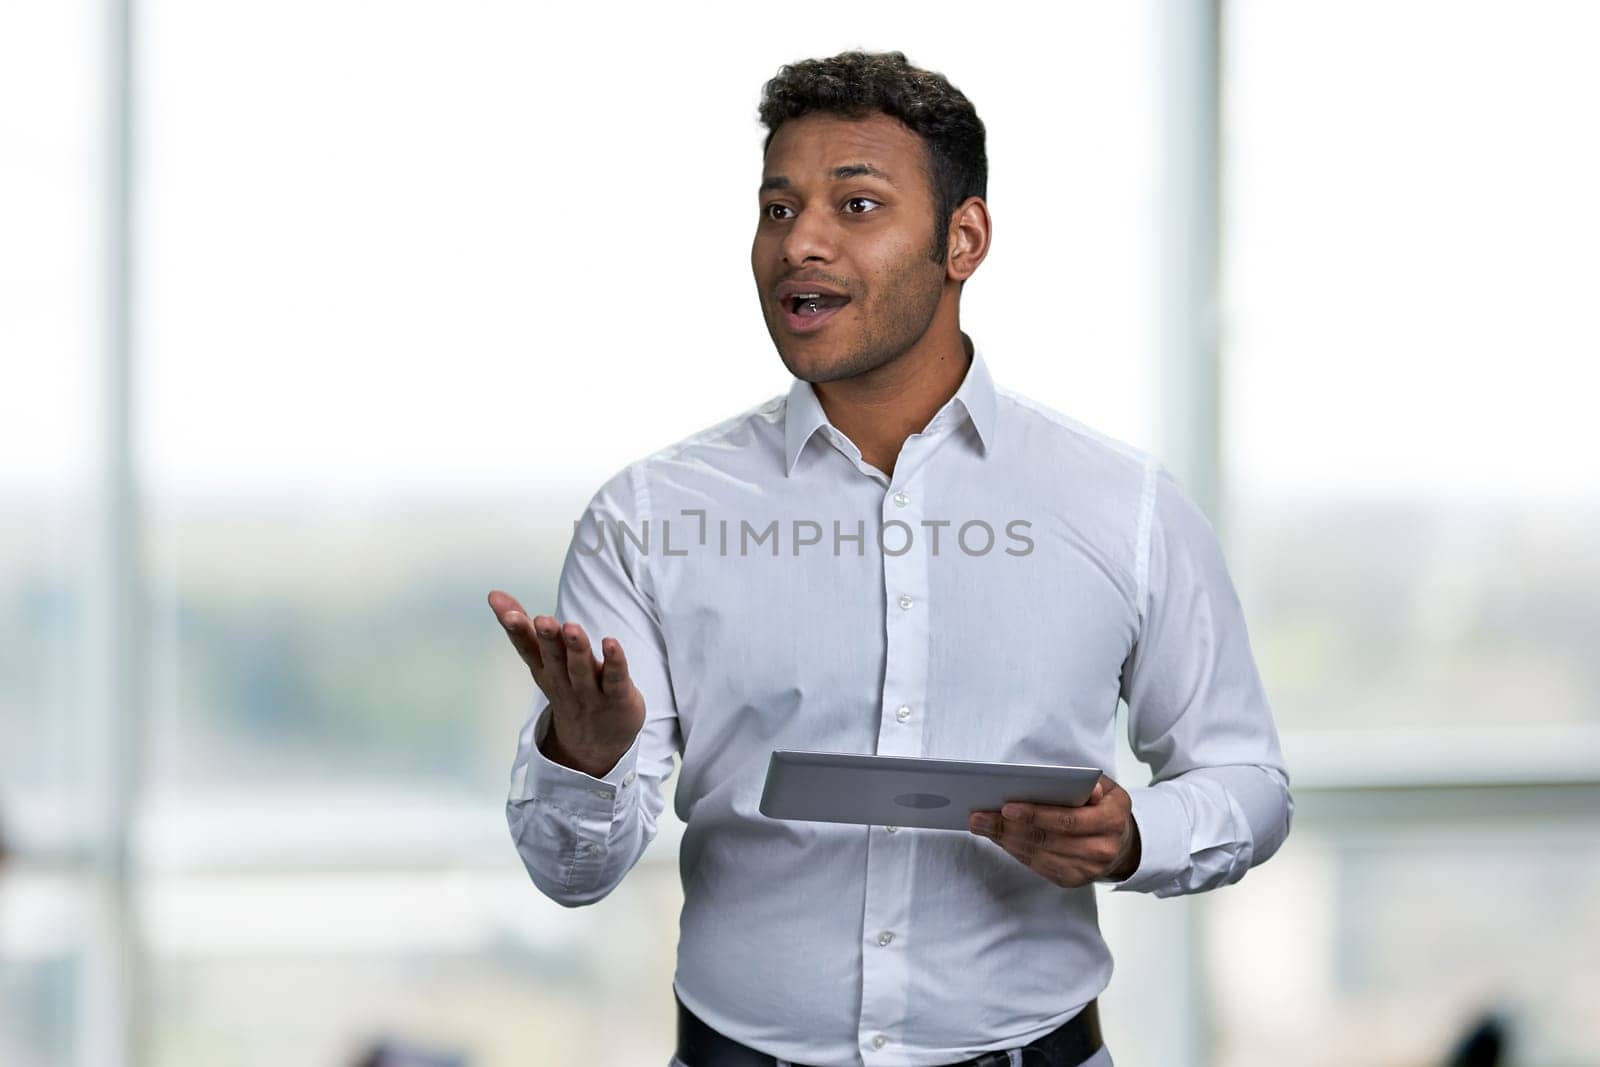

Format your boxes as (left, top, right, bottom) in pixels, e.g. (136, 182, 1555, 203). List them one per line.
(757, 50, 988, 267)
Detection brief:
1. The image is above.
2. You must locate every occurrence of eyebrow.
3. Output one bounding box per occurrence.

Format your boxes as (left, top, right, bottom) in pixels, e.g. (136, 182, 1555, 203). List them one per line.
(759, 163, 897, 194)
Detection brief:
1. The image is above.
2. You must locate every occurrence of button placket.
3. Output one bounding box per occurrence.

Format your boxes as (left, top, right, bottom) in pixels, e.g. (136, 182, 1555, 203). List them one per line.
(860, 476, 928, 1056)
(880, 479, 926, 759)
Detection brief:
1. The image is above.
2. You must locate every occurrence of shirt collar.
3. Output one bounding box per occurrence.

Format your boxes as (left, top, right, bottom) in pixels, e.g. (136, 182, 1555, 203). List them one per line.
(783, 333, 996, 477)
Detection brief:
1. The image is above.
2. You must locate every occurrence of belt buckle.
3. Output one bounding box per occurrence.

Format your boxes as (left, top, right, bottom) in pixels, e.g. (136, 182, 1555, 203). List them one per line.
(968, 1052, 1013, 1067)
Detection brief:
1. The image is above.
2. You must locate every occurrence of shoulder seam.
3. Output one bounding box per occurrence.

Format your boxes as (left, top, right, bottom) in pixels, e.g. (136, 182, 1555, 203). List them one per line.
(994, 386, 1158, 619)
(617, 394, 784, 604)
(627, 459, 658, 609)
(1134, 454, 1160, 626)
(629, 459, 652, 529)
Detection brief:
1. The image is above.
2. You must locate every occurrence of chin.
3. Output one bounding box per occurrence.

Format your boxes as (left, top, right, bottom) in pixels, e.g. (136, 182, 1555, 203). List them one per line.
(768, 314, 874, 382)
(780, 346, 851, 384)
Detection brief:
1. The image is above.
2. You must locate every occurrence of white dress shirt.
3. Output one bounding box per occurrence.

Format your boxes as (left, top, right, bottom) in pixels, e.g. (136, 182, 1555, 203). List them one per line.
(507, 333, 1293, 1067)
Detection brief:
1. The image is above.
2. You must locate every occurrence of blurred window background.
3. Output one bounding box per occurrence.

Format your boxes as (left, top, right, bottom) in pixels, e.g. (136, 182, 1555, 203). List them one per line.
(1, 2, 1596, 1066)
(1208, 3, 1600, 1063)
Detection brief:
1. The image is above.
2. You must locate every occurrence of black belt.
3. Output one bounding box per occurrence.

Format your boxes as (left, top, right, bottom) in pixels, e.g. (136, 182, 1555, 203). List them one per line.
(674, 990, 1103, 1067)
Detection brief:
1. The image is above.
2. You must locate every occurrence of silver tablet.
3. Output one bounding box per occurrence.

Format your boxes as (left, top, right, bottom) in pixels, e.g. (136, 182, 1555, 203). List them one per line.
(758, 749, 1103, 832)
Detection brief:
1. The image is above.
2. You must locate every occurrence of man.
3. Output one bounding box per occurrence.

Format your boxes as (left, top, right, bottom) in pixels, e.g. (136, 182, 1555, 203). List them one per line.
(491, 50, 1291, 1067)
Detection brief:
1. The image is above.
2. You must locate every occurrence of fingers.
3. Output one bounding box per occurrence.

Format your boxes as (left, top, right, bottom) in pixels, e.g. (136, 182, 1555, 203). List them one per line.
(531, 615, 573, 696)
(489, 593, 629, 710)
(487, 589, 529, 636)
(1014, 847, 1097, 889)
(1025, 801, 1121, 837)
(599, 636, 633, 698)
(1092, 773, 1123, 802)
(486, 589, 526, 620)
(963, 782, 1133, 890)
(972, 801, 1120, 849)
(976, 809, 1123, 886)
(561, 622, 603, 698)
(487, 589, 539, 638)
(490, 591, 544, 672)
(971, 814, 1046, 865)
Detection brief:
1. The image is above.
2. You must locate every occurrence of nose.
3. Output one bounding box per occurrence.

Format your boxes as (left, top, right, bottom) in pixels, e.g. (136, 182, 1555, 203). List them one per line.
(778, 204, 837, 268)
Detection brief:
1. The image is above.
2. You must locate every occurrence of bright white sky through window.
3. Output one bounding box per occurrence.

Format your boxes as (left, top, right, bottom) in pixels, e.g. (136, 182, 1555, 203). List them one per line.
(1225, 1, 1600, 502)
(12, 2, 1594, 505)
(126, 1, 1163, 499)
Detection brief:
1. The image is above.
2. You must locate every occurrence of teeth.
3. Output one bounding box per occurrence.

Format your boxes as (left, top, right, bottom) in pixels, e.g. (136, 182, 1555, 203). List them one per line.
(786, 291, 843, 315)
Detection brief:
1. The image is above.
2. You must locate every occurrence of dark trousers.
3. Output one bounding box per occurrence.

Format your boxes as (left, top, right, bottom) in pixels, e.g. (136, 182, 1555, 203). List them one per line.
(672, 991, 1107, 1067)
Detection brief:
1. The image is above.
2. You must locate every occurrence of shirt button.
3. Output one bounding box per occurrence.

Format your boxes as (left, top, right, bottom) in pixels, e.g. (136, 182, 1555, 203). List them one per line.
(622, 771, 635, 786)
(594, 788, 613, 800)
(886, 825, 899, 833)
(872, 1035, 888, 1050)
(892, 490, 909, 507)
(898, 595, 914, 611)
(895, 705, 911, 722)
(877, 931, 894, 946)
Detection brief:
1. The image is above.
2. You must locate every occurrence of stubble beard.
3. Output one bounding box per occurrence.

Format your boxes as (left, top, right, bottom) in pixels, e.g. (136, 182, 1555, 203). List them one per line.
(776, 258, 946, 385)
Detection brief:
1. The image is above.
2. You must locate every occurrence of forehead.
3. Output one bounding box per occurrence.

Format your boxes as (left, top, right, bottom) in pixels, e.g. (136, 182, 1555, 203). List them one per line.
(762, 111, 927, 188)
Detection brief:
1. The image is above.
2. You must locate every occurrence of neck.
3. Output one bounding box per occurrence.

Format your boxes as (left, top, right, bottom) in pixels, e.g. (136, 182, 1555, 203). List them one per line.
(812, 322, 973, 480)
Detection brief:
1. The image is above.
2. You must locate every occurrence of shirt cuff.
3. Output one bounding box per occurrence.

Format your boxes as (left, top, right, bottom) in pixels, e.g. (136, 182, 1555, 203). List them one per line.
(1102, 784, 1190, 894)
(514, 702, 643, 820)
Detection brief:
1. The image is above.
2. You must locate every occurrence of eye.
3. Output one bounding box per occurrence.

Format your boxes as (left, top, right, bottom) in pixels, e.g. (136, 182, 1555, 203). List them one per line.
(762, 198, 882, 221)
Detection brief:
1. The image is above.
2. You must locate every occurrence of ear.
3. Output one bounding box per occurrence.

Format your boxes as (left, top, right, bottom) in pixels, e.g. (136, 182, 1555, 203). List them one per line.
(945, 195, 991, 284)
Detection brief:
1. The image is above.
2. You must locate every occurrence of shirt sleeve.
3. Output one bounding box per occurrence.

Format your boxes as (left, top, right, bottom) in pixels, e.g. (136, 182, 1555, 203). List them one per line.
(1100, 459, 1294, 897)
(505, 462, 683, 907)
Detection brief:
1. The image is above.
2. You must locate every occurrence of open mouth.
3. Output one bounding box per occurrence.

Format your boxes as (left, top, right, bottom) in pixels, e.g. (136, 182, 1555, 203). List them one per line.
(782, 293, 851, 333)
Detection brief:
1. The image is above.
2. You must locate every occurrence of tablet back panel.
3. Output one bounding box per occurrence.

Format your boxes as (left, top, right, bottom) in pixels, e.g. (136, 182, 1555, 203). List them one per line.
(758, 749, 1102, 831)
